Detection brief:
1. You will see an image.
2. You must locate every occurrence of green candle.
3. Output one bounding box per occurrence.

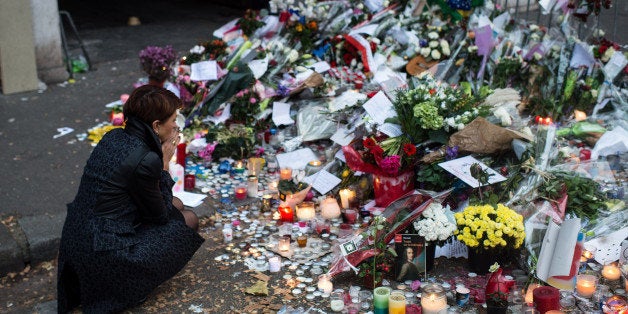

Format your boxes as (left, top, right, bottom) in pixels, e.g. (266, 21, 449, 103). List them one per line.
(373, 287, 391, 309)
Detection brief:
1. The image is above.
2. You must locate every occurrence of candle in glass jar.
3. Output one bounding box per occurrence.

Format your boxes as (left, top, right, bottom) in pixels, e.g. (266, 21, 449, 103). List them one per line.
(317, 274, 333, 294)
(344, 209, 358, 224)
(278, 204, 294, 222)
(278, 236, 291, 252)
(280, 167, 292, 180)
(268, 256, 281, 272)
(339, 188, 356, 209)
(388, 290, 406, 314)
(320, 197, 341, 219)
(602, 263, 622, 281)
(233, 160, 245, 173)
(373, 287, 391, 311)
(421, 283, 447, 314)
(576, 274, 598, 298)
(304, 160, 323, 176)
(296, 201, 316, 221)
(235, 185, 247, 200)
(247, 175, 259, 197)
(525, 283, 542, 305)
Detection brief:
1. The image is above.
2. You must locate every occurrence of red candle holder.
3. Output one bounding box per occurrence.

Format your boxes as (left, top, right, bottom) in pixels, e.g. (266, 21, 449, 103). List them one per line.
(176, 142, 187, 167)
(278, 205, 294, 222)
(234, 186, 247, 200)
(184, 174, 195, 191)
(533, 286, 560, 313)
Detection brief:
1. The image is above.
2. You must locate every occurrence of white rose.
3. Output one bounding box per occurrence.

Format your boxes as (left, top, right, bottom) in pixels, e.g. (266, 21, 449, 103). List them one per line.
(190, 45, 205, 54)
(357, 3, 364, 9)
(457, 123, 465, 130)
(350, 59, 357, 67)
(429, 40, 439, 48)
(440, 40, 450, 50)
(287, 49, 299, 63)
(601, 47, 615, 63)
(428, 31, 439, 40)
(430, 50, 441, 60)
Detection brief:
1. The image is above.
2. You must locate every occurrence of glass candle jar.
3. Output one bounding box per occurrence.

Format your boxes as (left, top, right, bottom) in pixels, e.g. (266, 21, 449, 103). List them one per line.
(421, 283, 447, 314)
(388, 290, 406, 314)
(247, 175, 258, 198)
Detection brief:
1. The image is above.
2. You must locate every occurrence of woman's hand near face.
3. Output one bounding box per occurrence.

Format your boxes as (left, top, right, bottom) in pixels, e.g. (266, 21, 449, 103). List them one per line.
(162, 130, 179, 171)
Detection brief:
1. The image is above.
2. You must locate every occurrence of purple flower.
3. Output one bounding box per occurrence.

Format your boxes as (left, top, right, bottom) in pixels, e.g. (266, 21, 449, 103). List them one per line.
(446, 145, 459, 161)
(380, 155, 401, 175)
(198, 141, 218, 161)
(277, 84, 290, 97)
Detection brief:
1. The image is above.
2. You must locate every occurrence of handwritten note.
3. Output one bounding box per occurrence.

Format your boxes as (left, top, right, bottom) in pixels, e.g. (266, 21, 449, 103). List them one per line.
(302, 170, 342, 195)
(330, 125, 355, 146)
(247, 58, 269, 79)
(272, 102, 295, 126)
(190, 60, 218, 81)
(276, 148, 318, 170)
(378, 122, 402, 137)
(438, 155, 506, 188)
(362, 91, 396, 125)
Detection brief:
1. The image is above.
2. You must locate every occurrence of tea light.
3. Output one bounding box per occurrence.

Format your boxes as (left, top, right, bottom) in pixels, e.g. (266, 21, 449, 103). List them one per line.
(269, 256, 281, 272)
(278, 204, 293, 222)
(268, 179, 279, 192)
(605, 295, 628, 313)
(421, 283, 447, 314)
(576, 273, 598, 298)
(343, 209, 358, 224)
(304, 160, 323, 176)
(339, 188, 356, 209)
(247, 176, 259, 198)
(320, 197, 342, 219)
(388, 290, 406, 314)
(233, 160, 245, 174)
(533, 286, 560, 313)
(235, 185, 247, 200)
(278, 237, 291, 252)
(280, 167, 293, 180)
(373, 287, 392, 311)
(602, 263, 622, 281)
(525, 283, 542, 305)
(296, 201, 316, 221)
(317, 274, 333, 294)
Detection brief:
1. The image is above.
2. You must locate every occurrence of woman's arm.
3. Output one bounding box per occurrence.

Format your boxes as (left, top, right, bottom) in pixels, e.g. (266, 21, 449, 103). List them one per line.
(130, 152, 170, 224)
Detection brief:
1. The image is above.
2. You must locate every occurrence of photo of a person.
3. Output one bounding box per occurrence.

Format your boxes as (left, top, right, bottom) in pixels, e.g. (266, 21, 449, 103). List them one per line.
(396, 246, 425, 281)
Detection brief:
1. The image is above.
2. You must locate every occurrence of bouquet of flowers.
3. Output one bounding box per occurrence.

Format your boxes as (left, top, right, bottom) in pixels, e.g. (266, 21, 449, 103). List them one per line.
(454, 203, 525, 251)
(485, 263, 515, 309)
(342, 134, 418, 176)
(285, 14, 319, 52)
(357, 215, 397, 288)
(237, 9, 265, 37)
(412, 202, 457, 243)
(139, 45, 177, 82)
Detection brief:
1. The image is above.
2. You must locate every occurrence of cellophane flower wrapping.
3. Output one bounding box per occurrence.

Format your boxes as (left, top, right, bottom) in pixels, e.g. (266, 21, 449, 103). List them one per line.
(327, 192, 434, 278)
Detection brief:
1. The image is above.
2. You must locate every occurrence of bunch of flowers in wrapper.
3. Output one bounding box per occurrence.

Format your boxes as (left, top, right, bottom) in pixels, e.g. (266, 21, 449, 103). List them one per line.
(390, 73, 489, 144)
(412, 202, 457, 243)
(418, 27, 452, 62)
(357, 215, 396, 288)
(454, 203, 525, 251)
(180, 39, 228, 65)
(139, 45, 177, 82)
(237, 9, 265, 37)
(343, 134, 418, 176)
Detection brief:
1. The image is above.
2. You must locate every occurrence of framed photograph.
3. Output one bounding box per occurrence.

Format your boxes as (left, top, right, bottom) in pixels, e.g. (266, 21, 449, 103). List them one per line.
(394, 234, 426, 282)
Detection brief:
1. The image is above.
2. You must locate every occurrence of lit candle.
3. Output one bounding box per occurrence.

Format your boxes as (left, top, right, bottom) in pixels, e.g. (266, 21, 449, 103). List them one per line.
(344, 209, 358, 224)
(320, 197, 341, 219)
(533, 286, 560, 314)
(421, 283, 447, 314)
(339, 188, 356, 209)
(373, 287, 391, 311)
(388, 290, 406, 314)
(317, 274, 333, 294)
(247, 175, 259, 198)
(278, 204, 294, 222)
(233, 160, 245, 174)
(304, 160, 323, 176)
(248, 157, 263, 176)
(602, 263, 622, 281)
(296, 201, 316, 221)
(268, 179, 279, 192)
(574, 110, 587, 121)
(235, 185, 247, 200)
(278, 237, 291, 252)
(545, 311, 565, 314)
(576, 274, 598, 298)
(280, 167, 292, 180)
(525, 283, 542, 305)
(605, 295, 628, 313)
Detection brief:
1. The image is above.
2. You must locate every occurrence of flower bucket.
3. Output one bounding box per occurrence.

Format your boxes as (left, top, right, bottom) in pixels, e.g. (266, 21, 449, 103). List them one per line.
(468, 249, 495, 275)
(372, 171, 415, 207)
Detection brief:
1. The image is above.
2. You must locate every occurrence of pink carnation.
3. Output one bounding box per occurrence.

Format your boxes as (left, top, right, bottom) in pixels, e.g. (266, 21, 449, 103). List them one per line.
(249, 97, 257, 104)
(379, 155, 401, 175)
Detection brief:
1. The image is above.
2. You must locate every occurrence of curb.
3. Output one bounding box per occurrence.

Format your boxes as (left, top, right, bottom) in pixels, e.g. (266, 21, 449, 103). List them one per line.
(0, 213, 65, 276)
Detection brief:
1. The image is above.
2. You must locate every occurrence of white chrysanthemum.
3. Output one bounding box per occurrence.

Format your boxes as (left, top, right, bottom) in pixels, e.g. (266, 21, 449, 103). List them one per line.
(429, 40, 439, 48)
(428, 31, 439, 40)
(440, 40, 450, 50)
(442, 45, 451, 56)
(431, 50, 441, 60)
(357, 3, 364, 9)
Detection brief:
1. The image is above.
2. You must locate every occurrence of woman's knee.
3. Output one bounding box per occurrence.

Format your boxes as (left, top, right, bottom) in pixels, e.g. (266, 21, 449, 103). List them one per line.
(181, 210, 199, 231)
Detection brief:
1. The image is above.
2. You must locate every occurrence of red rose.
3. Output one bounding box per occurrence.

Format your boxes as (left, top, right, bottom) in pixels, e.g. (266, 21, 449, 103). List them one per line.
(403, 143, 417, 156)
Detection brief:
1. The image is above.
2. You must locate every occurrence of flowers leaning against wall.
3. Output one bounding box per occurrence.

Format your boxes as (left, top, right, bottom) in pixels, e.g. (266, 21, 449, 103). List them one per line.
(454, 203, 525, 252)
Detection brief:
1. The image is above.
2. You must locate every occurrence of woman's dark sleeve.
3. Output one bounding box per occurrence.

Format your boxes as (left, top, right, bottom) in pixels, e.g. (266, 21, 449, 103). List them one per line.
(130, 152, 170, 224)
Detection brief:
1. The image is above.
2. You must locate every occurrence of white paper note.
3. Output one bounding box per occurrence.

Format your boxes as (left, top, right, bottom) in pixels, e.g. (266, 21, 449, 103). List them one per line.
(377, 123, 403, 137)
(438, 155, 507, 188)
(302, 170, 342, 195)
(276, 148, 318, 170)
(173, 191, 207, 208)
(362, 91, 396, 125)
(247, 58, 269, 79)
(272, 101, 295, 126)
(330, 125, 355, 146)
(190, 60, 218, 81)
(311, 61, 331, 73)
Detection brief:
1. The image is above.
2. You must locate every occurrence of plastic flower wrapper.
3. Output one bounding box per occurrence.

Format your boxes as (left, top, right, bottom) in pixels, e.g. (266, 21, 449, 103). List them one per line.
(326, 191, 435, 279)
